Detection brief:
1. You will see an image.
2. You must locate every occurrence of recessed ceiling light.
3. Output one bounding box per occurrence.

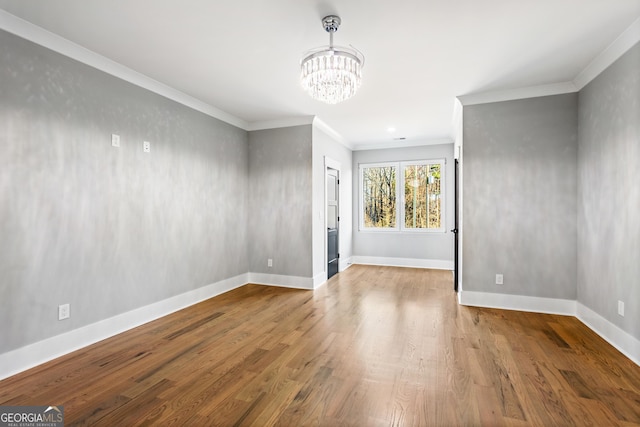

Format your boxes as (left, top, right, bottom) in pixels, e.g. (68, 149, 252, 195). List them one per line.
(387, 127, 396, 133)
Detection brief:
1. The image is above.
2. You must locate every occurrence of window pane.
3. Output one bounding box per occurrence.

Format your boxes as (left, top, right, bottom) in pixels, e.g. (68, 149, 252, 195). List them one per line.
(362, 166, 396, 228)
(404, 164, 427, 228)
(404, 163, 441, 229)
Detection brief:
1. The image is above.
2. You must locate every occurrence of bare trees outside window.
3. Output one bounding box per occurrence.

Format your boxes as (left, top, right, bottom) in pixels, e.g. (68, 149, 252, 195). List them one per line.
(362, 165, 396, 228)
(404, 163, 441, 229)
(360, 160, 444, 232)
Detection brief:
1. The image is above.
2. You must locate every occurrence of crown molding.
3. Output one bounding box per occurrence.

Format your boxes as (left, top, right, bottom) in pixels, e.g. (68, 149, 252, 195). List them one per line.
(0, 9, 249, 130)
(248, 116, 314, 131)
(352, 137, 453, 152)
(0, 10, 353, 142)
(247, 115, 356, 152)
(5, 8, 638, 144)
(573, 16, 640, 90)
(457, 81, 578, 106)
(312, 117, 354, 150)
(458, 17, 640, 107)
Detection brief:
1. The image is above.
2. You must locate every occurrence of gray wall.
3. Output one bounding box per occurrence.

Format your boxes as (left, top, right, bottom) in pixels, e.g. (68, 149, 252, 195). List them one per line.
(312, 126, 353, 278)
(462, 94, 578, 299)
(352, 144, 455, 262)
(248, 126, 313, 277)
(578, 42, 640, 339)
(0, 30, 249, 353)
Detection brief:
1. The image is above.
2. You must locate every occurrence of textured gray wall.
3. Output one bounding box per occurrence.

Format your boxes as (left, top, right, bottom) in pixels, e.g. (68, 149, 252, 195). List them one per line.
(0, 30, 249, 353)
(248, 126, 313, 277)
(463, 94, 578, 298)
(311, 127, 353, 277)
(352, 144, 455, 261)
(578, 42, 640, 339)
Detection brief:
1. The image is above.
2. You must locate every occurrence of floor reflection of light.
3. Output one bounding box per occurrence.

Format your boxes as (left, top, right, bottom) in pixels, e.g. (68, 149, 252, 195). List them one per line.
(353, 289, 445, 386)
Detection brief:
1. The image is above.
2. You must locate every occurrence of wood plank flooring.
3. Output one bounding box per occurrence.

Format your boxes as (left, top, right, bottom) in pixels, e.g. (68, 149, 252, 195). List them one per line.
(1, 265, 639, 426)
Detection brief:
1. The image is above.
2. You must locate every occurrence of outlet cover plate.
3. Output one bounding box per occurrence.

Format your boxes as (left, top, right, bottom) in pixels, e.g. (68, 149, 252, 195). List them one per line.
(495, 274, 504, 285)
(618, 300, 625, 317)
(58, 303, 70, 320)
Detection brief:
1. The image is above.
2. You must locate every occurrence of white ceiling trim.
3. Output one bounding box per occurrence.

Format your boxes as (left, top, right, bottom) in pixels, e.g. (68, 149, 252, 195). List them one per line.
(3, 8, 639, 142)
(0, 9, 249, 130)
(0, 10, 347, 141)
(353, 137, 453, 152)
(312, 117, 353, 150)
(458, 16, 640, 107)
(457, 81, 578, 106)
(248, 116, 314, 131)
(248, 117, 357, 153)
(574, 16, 640, 90)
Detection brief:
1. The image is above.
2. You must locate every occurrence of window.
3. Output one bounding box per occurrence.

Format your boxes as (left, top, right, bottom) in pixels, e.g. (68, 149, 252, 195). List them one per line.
(360, 160, 444, 232)
(361, 164, 397, 228)
(402, 161, 443, 230)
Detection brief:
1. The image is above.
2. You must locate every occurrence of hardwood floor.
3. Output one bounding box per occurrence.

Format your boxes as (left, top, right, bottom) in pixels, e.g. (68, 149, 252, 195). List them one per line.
(1, 265, 639, 426)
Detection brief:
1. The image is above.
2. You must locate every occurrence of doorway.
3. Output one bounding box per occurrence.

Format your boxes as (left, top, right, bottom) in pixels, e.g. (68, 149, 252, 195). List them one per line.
(326, 166, 339, 280)
(452, 158, 459, 292)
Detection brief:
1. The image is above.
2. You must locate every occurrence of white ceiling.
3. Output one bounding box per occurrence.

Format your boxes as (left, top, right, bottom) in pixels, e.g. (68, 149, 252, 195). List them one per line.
(1, 1, 639, 148)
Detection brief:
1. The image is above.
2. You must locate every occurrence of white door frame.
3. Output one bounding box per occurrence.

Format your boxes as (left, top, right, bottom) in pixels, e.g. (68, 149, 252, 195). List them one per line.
(324, 156, 341, 278)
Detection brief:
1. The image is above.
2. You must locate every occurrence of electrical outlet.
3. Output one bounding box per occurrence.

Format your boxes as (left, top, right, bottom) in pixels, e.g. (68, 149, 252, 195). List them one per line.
(58, 304, 70, 320)
(143, 141, 151, 152)
(111, 134, 120, 147)
(495, 274, 504, 285)
(267, 258, 273, 268)
(618, 300, 625, 317)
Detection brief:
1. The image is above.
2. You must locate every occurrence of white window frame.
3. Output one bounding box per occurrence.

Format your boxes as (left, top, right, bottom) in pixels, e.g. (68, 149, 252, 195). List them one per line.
(359, 162, 399, 231)
(359, 159, 445, 233)
(400, 159, 445, 233)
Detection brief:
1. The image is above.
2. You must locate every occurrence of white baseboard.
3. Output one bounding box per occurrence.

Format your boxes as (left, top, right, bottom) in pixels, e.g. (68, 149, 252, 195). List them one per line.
(4, 275, 636, 381)
(248, 272, 314, 290)
(576, 303, 639, 366)
(0, 271, 316, 380)
(352, 256, 453, 270)
(458, 290, 639, 366)
(0, 273, 248, 381)
(339, 257, 353, 272)
(459, 290, 576, 315)
(313, 272, 327, 289)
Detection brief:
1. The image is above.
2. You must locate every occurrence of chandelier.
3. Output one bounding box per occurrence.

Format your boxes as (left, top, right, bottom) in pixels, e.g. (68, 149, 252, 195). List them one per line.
(300, 15, 364, 104)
